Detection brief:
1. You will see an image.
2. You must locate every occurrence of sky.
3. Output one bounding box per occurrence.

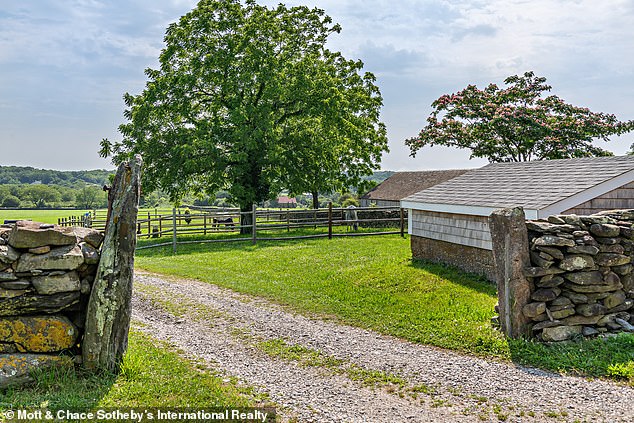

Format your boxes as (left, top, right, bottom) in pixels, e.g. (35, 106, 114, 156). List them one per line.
(1, 0, 633, 171)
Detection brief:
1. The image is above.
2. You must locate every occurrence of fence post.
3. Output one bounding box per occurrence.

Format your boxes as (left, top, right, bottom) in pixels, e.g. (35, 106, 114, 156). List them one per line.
(328, 202, 333, 239)
(159, 215, 162, 237)
(287, 211, 290, 232)
(147, 212, 151, 238)
(203, 214, 207, 235)
(252, 204, 257, 245)
(400, 208, 405, 238)
(172, 207, 177, 254)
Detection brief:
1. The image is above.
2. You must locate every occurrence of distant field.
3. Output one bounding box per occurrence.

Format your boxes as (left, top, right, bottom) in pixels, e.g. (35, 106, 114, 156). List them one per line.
(0, 209, 91, 225)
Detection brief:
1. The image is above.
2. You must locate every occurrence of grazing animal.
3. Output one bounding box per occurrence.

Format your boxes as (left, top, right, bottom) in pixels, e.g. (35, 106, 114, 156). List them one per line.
(212, 217, 235, 228)
(345, 205, 358, 231)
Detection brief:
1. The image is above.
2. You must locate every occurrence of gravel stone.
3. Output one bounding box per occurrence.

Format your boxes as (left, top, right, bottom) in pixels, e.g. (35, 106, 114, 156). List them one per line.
(132, 273, 634, 423)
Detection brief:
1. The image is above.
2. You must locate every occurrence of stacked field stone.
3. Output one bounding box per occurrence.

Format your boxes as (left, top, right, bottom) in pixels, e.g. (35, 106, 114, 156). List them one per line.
(523, 210, 634, 342)
(0, 221, 102, 388)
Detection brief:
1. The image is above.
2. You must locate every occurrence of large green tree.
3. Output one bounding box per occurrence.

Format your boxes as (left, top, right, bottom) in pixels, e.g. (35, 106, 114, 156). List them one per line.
(21, 184, 61, 208)
(101, 0, 387, 223)
(406, 71, 634, 162)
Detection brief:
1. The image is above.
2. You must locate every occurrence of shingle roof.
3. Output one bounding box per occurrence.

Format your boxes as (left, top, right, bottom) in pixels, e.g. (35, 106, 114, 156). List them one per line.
(277, 196, 297, 204)
(362, 170, 469, 202)
(403, 156, 634, 210)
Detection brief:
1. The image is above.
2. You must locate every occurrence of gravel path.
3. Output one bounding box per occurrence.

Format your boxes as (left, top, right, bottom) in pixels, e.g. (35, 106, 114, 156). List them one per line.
(132, 272, 633, 423)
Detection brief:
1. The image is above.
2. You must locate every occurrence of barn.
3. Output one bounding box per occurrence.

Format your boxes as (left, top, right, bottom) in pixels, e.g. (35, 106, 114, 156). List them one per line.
(401, 156, 634, 281)
(360, 170, 469, 207)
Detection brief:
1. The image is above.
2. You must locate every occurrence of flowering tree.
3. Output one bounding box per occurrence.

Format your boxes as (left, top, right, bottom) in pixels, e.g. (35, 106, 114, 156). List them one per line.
(406, 71, 634, 162)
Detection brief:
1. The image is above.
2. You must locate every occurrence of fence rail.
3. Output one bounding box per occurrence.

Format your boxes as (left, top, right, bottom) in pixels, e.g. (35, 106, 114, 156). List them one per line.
(58, 204, 407, 252)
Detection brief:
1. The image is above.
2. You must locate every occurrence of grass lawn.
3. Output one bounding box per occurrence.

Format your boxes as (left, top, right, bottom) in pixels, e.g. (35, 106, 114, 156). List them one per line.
(0, 330, 264, 413)
(136, 235, 634, 385)
(0, 210, 91, 225)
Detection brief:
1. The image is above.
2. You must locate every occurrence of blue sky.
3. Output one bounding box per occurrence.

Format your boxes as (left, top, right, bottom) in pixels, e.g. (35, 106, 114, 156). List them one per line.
(1, 0, 633, 171)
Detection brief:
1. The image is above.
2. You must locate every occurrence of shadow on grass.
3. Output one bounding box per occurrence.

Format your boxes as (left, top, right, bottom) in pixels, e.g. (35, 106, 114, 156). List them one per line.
(0, 365, 116, 411)
(407, 258, 497, 297)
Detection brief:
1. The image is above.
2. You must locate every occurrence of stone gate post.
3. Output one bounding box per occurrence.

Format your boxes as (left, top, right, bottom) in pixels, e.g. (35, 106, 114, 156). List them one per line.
(489, 207, 532, 338)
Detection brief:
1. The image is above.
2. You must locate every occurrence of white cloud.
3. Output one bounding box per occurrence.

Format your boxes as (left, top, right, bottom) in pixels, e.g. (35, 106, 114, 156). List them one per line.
(0, 0, 633, 170)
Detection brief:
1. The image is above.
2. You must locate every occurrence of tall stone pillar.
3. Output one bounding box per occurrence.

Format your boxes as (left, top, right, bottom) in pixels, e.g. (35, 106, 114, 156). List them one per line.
(83, 155, 142, 371)
(489, 207, 532, 338)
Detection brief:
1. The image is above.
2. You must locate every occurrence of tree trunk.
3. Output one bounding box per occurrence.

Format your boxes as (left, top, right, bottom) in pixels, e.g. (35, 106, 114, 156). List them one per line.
(311, 191, 319, 209)
(82, 155, 142, 372)
(240, 203, 253, 235)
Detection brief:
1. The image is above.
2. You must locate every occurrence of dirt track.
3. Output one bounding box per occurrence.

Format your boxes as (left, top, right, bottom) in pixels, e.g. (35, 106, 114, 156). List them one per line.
(132, 272, 634, 422)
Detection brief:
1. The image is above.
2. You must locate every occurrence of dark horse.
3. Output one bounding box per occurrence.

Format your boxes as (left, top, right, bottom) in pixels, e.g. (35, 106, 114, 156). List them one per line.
(212, 217, 235, 228)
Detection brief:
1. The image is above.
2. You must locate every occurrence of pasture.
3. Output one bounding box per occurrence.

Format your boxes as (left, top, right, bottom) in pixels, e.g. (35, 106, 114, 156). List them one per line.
(0, 209, 91, 225)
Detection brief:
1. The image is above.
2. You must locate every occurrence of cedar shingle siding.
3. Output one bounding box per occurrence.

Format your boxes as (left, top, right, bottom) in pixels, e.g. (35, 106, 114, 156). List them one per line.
(402, 156, 634, 280)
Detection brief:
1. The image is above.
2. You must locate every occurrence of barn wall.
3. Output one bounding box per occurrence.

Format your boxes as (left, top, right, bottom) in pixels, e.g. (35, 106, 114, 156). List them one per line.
(410, 210, 492, 250)
(410, 210, 495, 281)
(411, 235, 495, 281)
(360, 199, 400, 208)
(564, 182, 634, 215)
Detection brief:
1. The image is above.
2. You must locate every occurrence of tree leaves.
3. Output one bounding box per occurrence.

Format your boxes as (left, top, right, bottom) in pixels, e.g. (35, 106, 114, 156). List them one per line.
(407, 71, 634, 162)
(102, 0, 387, 209)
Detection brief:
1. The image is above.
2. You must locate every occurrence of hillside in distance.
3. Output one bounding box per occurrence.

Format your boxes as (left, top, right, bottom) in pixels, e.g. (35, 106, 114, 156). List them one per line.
(0, 166, 113, 187)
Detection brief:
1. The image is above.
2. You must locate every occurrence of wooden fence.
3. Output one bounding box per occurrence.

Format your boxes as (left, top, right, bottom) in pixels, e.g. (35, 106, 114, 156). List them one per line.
(59, 204, 407, 252)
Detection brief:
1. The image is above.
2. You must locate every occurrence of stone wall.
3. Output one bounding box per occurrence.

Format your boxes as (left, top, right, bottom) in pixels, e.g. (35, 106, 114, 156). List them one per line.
(0, 221, 102, 388)
(522, 210, 634, 341)
(356, 209, 405, 229)
(411, 235, 496, 281)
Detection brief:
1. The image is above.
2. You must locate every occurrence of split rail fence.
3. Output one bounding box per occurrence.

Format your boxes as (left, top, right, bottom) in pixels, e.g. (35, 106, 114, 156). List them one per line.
(59, 204, 407, 253)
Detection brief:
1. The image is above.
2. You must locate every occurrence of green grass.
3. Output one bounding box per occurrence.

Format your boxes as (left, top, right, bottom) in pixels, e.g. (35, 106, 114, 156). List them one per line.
(135, 235, 634, 385)
(136, 236, 505, 356)
(509, 332, 634, 382)
(0, 330, 262, 413)
(0, 209, 91, 225)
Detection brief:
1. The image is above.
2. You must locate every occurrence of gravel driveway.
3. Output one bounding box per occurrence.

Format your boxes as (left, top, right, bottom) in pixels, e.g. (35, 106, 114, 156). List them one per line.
(132, 272, 633, 422)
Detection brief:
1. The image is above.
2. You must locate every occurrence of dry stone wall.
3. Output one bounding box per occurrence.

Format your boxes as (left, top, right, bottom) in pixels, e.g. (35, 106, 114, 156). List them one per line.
(523, 210, 634, 341)
(0, 221, 102, 388)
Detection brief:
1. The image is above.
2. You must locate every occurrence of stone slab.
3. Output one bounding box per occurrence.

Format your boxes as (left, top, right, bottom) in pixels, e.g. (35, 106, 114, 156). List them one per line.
(0, 353, 73, 389)
(8, 221, 77, 249)
(16, 245, 83, 272)
(0, 315, 78, 353)
(32, 271, 80, 295)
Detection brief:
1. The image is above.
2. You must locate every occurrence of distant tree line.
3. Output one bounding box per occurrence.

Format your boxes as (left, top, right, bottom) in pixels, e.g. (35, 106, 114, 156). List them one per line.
(0, 164, 392, 210)
(0, 184, 108, 209)
(0, 166, 112, 187)
(0, 166, 112, 209)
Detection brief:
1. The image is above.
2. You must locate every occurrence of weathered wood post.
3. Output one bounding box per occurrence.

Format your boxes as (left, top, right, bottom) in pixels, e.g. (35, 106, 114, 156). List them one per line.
(328, 202, 333, 239)
(252, 204, 257, 245)
(400, 208, 405, 238)
(488, 207, 532, 339)
(172, 208, 177, 254)
(83, 155, 142, 372)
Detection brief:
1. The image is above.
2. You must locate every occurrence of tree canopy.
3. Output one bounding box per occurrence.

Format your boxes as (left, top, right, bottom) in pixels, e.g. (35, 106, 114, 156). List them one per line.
(101, 0, 387, 213)
(406, 71, 634, 162)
